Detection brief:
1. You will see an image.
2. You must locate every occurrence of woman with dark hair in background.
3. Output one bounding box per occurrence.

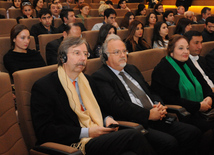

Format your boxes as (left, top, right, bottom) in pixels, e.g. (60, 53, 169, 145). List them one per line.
(125, 20, 150, 53)
(93, 24, 117, 58)
(136, 3, 146, 16)
(3, 24, 46, 77)
(174, 17, 192, 35)
(120, 12, 135, 29)
(152, 22, 169, 49)
(33, 0, 44, 17)
(16, 0, 34, 23)
(117, 0, 130, 12)
(145, 12, 157, 28)
(7, 0, 21, 18)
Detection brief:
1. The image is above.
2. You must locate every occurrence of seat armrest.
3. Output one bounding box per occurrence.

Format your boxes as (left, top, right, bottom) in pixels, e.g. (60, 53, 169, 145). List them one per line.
(167, 105, 191, 118)
(32, 142, 83, 155)
(117, 121, 148, 135)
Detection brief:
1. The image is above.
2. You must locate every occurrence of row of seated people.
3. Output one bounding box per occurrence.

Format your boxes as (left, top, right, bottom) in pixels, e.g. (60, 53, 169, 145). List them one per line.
(3, 33, 214, 154)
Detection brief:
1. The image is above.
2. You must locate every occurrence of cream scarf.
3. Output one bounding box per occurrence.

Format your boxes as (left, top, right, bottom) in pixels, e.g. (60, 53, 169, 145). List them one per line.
(58, 66, 103, 154)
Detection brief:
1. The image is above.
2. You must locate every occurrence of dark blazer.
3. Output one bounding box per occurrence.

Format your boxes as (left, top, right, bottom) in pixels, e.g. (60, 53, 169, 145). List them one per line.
(202, 28, 214, 42)
(30, 22, 59, 50)
(92, 64, 163, 129)
(205, 48, 214, 73)
(187, 56, 214, 83)
(31, 71, 102, 145)
(46, 37, 63, 65)
(151, 57, 214, 114)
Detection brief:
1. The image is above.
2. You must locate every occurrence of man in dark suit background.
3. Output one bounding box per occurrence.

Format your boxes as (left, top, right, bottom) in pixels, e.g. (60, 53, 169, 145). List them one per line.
(46, 22, 81, 65)
(31, 36, 155, 155)
(176, 0, 192, 11)
(184, 31, 214, 92)
(92, 34, 201, 155)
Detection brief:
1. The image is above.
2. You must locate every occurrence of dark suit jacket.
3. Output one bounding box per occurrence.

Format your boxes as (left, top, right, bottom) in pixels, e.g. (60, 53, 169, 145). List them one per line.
(92, 64, 163, 129)
(31, 71, 102, 145)
(202, 28, 214, 42)
(205, 48, 214, 73)
(187, 56, 214, 83)
(46, 37, 63, 65)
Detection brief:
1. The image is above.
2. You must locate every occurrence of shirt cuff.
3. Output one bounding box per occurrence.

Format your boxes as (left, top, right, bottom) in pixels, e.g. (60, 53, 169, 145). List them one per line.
(79, 128, 89, 139)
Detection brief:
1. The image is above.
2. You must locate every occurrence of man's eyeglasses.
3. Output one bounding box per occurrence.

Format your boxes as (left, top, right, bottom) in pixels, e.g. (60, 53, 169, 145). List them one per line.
(70, 50, 90, 58)
(22, 2, 31, 6)
(107, 50, 128, 56)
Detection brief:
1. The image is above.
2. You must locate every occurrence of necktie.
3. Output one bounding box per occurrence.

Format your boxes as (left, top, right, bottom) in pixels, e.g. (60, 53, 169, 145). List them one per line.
(119, 72, 153, 109)
(72, 81, 84, 111)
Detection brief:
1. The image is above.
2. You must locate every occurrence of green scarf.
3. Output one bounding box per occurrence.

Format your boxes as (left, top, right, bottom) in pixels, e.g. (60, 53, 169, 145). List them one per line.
(166, 56, 203, 102)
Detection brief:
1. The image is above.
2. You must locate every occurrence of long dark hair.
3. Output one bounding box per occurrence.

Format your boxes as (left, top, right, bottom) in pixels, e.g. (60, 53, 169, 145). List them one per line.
(125, 20, 150, 52)
(174, 18, 191, 35)
(93, 24, 117, 51)
(152, 22, 169, 47)
(145, 12, 157, 26)
(10, 24, 29, 49)
(136, 4, 146, 16)
(120, 12, 135, 29)
(117, 0, 126, 9)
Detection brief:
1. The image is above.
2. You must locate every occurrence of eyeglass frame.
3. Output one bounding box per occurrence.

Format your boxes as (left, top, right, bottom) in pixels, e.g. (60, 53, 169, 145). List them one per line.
(106, 49, 128, 56)
(68, 50, 90, 58)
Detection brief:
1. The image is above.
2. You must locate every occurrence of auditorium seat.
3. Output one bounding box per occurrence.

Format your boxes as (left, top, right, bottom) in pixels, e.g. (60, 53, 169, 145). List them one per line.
(38, 33, 63, 64)
(157, 15, 163, 22)
(143, 27, 154, 47)
(0, 19, 16, 37)
(13, 65, 83, 155)
(135, 16, 146, 25)
(126, 3, 139, 9)
(117, 29, 128, 41)
(174, 15, 184, 23)
(200, 41, 214, 57)
(53, 18, 63, 28)
(83, 58, 102, 75)
(19, 18, 40, 30)
(89, 9, 99, 17)
(116, 16, 124, 27)
(168, 25, 176, 38)
(82, 30, 99, 51)
(0, 1, 12, 10)
(0, 8, 6, 17)
(90, 3, 100, 9)
(191, 24, 204, 33)
(84, 17, 103, 30)
(0, 36, 36, 72)
(115, 9, 129, 17)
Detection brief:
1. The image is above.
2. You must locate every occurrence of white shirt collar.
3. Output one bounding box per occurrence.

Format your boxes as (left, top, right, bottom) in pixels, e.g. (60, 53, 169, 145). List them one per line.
(189, 54, 199, 61)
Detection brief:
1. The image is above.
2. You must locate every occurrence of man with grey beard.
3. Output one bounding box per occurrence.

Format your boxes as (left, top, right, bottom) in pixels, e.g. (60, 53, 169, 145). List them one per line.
(92, 34, 201, 155)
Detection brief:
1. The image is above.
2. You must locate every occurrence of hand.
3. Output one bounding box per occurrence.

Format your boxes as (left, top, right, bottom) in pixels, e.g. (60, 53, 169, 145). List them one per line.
(204, 97, 212, 107)
(105, 117, 119, 131)
(153, 102, 167, 120)
(112, 22, 119, 29)
(211, 87, 214, 93)
(200, 98, 212, 112)
(193, 16, 197, 22)
(149, 104, 162, 121)
(89, 126, 115, 138)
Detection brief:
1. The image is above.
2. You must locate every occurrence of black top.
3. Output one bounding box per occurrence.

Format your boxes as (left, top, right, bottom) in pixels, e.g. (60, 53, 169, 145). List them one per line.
(30, 22, 59, 50)
(125, 39, 150, 53)
(151, 57, 214, 114)
(202, 28, 214, 42)
(3, 49, 46, 77)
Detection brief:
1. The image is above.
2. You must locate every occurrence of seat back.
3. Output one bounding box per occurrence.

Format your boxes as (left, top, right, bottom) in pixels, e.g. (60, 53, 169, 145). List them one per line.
(82, 30, 99, 51)
(83, 58, 102, 75)
(0, 8, 6, 17)
(54, 18, 63, 28)
(135, 16, 146, 25)
(157, 15, 163, 22)
(13, 65, 58, 150)
(84, 17, 103, 30)
(19, 18, 40, 30)
(89, 9, 99, 17)
(201, 41, 214, 57)
(0, 36, 35, 73)
(117, 29, 128, 41)
(115, 9, 129, 17)
(8, 8, 22, 19)
(116, 16, 124, 27)
(0, 1, 12, 10)
(38, 33, 63, 64)
(90, 3, 100, 9)
(143, 27, 153, 47)
(0, 72, 28, 155)
(0, 19, 17, 37)
(127, 48, 167, 85)
(168, 25, 176, 38)
(174, 15, 184, 23)
(126, 3, 139, 9)
(191, 24, 204, 33)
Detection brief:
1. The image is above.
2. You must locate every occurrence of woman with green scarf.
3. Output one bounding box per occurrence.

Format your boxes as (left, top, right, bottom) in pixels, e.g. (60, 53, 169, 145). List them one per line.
(151, 34, 214, 154)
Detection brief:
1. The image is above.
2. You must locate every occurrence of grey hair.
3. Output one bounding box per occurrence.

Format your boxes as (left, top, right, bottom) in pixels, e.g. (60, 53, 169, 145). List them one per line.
(100, 34, 122, 64)
(58, 36, 88, 66)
